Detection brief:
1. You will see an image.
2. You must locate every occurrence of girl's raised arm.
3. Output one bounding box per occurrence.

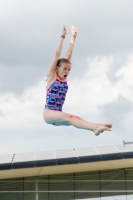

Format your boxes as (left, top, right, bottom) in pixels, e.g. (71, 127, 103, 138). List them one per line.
(66, 25, 77, 61)
(47, 25, 67, 79)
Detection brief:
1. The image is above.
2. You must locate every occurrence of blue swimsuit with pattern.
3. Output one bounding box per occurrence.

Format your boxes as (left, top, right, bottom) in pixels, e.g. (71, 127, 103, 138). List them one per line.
(45, 76, 68, 112)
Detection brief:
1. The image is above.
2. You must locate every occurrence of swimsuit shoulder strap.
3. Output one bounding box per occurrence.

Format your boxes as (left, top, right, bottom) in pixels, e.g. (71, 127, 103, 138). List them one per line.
(46, 76, 57, 91)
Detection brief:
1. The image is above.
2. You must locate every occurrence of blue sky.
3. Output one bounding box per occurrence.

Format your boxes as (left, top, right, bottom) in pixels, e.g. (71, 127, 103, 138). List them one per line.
(0, 0, 133, 154)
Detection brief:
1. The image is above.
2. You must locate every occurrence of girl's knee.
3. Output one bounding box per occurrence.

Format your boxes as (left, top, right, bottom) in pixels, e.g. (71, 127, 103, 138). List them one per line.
(70, 115, 79, 119)
(68, 115, 77, 124)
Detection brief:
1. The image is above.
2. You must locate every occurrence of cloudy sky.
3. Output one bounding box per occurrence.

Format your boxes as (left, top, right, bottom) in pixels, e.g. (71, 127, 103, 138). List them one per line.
(0, 0, 133, 154)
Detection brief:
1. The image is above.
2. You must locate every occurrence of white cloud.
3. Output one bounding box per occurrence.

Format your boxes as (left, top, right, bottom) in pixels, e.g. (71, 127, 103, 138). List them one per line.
(115, 54, 133, 100)
(65, 56, 118, 116)
(0, 81, 45, 131)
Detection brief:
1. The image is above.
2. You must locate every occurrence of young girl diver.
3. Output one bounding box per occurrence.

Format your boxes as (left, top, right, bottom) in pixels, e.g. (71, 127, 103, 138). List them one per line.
(43, 25, 112, 136)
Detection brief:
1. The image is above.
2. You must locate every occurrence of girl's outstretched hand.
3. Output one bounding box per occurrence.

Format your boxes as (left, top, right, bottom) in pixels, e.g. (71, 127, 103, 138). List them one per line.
(62, 24, 67, 36)
(71, 25, 77, 38)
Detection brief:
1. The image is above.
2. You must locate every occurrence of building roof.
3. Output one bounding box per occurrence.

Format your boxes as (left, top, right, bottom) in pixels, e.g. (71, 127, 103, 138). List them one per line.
(0, 144, 133, 179)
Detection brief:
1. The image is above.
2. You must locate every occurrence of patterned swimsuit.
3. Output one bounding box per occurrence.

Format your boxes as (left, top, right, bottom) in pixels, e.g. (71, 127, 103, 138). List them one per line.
(45, 76, 68, 112)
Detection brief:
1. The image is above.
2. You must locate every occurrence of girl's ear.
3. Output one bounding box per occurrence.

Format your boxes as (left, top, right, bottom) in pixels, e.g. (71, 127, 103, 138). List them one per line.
(56, 66, 59, 71)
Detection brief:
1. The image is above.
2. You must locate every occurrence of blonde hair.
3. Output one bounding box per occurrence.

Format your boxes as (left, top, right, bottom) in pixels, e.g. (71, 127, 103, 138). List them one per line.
(57, 58, 71, 67)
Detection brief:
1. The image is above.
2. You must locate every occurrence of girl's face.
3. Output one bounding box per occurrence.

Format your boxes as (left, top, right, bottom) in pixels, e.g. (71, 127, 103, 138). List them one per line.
(56, 62, 71, 80)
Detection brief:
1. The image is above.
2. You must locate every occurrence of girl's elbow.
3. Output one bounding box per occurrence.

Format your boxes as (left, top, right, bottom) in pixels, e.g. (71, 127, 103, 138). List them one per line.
(55, 51, 60, 57)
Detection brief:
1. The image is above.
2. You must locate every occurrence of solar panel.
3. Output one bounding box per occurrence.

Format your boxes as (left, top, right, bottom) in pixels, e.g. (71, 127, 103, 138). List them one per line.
(115, 144, 133, 152)
(13, 152, 34, 163)
(35, 150, 54, 160)
(55, 149, 75, 159)
(0, 154, 13, 164)
(1, 143, 133, 167)
(95, 145, 118, 154)
(76, 147, 98, 156)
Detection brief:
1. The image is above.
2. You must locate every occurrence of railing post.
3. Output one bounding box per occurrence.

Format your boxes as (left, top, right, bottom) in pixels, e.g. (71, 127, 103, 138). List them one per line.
(36, 179, 38, 200)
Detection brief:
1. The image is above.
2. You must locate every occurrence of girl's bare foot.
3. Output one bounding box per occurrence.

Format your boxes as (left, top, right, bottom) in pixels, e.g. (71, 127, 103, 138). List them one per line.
(101, 123, 112, 128)
(93, 125, 111, 136)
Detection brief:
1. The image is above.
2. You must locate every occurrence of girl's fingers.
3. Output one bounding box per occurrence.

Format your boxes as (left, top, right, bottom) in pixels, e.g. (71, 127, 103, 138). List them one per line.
(72, 25, 76, 29)
(72, 25, 77, 33)
(63, 24, 66, 29)
(62, 24, 67, 35)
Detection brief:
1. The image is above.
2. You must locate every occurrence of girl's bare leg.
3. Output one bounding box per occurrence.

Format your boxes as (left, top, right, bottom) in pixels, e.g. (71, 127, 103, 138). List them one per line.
(43, 109, 112, 136)
(73, 116, 112, 129)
